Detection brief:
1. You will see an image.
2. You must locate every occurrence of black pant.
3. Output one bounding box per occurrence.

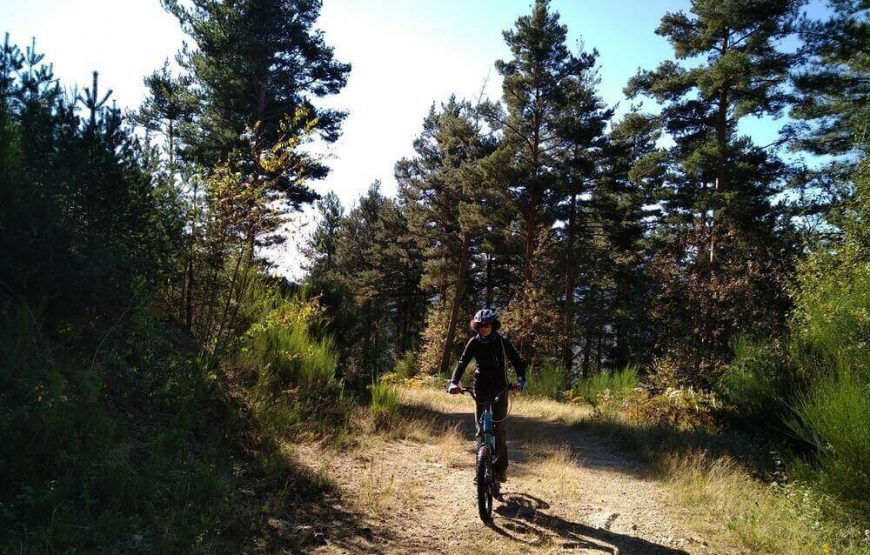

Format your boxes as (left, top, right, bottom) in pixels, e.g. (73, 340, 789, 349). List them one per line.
(474, 387, 509, 476)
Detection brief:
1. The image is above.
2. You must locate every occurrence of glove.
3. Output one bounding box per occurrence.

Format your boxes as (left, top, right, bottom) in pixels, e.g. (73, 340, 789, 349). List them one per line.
(513, 379, 525, 393)
(447, 382, 462, 395)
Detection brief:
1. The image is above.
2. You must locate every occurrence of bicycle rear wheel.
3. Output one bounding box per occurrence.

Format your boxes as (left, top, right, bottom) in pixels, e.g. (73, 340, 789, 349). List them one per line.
(476, 445, 493, 523)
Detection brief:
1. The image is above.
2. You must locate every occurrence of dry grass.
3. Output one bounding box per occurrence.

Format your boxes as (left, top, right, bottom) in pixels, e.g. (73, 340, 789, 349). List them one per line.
(663, 452, 869, 555)
(398, 382, 593, 425)
(357, 458, 398, 517)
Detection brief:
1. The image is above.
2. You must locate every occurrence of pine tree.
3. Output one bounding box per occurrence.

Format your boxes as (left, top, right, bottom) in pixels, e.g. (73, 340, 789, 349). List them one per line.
(593, 112, 665, 371)
(626, 0, 803, 384)
(549, 47, 612, 372)
(137, 60, 197, 171)
(163, 0, 350, 204)
(304, 191, 344, 282)
(485, 0, 590, 359)
(331, 182, 424, 383)
(789, 0, 868, 158)
(396, 98, 495, 374)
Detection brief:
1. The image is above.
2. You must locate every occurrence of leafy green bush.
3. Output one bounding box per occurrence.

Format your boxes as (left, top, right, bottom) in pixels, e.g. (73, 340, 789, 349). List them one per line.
(524, 359, 566, 399)
(573, 365, 640, 404)
(0, 300, 244, 553)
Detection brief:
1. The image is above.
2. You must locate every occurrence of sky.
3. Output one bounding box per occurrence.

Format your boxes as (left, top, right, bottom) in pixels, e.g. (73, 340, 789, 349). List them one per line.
(1, 0, 828, 278)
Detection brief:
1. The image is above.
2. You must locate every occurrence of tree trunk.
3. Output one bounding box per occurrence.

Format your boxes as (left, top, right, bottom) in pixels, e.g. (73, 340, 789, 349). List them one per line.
(485, 253, 494, 308)
(184, 255, 194, 332)
(711, 31, 730, 268)
(439, 232, 470, 376)
(596, 326, 603, 374)
(561, 191, 577, 372)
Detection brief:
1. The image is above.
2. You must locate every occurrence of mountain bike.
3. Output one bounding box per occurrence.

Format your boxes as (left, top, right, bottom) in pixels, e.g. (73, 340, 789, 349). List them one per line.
(458, 385, 512, 524)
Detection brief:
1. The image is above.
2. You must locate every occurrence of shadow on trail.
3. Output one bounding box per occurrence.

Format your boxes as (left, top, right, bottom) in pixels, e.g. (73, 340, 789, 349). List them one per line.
(400, 401, 653, 480)
(401, 394, 771, 482)
(491, 492, 690, 555)
(235, 452, 395, 554)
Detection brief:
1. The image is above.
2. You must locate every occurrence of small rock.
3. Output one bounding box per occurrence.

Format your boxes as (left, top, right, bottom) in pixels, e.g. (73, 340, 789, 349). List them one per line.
(313, 532, 327, 546)
(267, 517, 291, 532)
(631, 524, 638, 531)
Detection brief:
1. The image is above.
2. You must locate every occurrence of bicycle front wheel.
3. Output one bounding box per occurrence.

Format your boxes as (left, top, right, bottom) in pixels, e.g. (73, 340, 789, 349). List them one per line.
(476, 445, 493, 523)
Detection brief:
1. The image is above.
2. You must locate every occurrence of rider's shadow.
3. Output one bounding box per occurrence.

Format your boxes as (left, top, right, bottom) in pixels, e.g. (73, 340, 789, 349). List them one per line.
(491, 492, 691, 555)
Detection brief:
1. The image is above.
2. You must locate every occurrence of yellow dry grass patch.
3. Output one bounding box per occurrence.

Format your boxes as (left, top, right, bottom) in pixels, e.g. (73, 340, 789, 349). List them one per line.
(398, 384, 593, 425)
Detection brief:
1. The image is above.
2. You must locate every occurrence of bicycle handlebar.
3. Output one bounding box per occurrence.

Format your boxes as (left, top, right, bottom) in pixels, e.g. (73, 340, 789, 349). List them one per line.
(458, 384, 514, 402)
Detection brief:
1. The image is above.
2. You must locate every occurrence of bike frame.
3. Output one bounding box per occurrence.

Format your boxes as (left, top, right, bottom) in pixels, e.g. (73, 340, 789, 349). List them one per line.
(459, 384, 512, 524)
(461, 385, 509, 449)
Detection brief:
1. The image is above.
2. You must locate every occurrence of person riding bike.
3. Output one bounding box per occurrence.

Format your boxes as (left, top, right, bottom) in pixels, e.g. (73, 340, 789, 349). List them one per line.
(447, 309, 526, 484)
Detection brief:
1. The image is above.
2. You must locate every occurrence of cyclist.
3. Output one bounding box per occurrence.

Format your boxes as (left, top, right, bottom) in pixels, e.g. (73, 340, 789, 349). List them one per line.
(447, 309, 526, 483)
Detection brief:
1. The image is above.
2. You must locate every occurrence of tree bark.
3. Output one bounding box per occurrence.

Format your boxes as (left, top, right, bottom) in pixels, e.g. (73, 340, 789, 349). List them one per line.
(561, 191, 577, 372)
(439, 232, 471, 376)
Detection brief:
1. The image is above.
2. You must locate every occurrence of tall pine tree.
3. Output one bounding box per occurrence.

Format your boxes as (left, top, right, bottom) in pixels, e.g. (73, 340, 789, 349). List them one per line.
(627, 0, 803, 384)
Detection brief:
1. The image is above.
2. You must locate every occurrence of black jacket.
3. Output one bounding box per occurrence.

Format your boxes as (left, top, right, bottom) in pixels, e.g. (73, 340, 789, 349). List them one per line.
(450, 332, 526, 390)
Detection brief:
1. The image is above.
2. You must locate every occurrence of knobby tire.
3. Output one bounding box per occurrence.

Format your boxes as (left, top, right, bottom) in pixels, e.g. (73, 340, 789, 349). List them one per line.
(476, 445, 493, 523)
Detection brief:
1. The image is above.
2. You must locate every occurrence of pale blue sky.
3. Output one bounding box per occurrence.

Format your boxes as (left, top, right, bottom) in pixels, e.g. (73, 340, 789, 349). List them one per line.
(2, 0, 828, 277)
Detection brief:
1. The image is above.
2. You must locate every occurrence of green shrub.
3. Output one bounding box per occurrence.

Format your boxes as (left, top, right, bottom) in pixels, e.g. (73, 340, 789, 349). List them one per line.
(721, 172, 869, 515)
(393, 350, 416, 379)
(573, 365, 640, 404)
(524, 359, 566, 400)
(789, 367, 870, 515)
(719, 338, 805, 429)
(369, 379, 400, 429)
(238, 294, 339, 394)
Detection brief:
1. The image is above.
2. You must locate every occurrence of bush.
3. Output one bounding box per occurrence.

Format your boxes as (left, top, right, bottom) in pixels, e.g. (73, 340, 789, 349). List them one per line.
(393, 350, 416, 379)
(238, 294, 339, 394)
(720, 171, 869, 515)
(524, 359, 566, 400)
(790, 367, 870, 515)
(719, 338, 805, 429)
(369, 379, 400, 430)
(573, 365, 640, 405)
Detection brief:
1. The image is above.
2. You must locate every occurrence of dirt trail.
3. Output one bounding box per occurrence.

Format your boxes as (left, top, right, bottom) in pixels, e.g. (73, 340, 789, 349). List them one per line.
(290, 387, 706, 554)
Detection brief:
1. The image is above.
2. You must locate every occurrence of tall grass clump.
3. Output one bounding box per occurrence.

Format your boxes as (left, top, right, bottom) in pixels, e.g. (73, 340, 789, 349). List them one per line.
(573, 365, 640, 404)
(393, 349, 416, 379)
(369, 379, 400, 429)
(524, 359, 566, 400)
